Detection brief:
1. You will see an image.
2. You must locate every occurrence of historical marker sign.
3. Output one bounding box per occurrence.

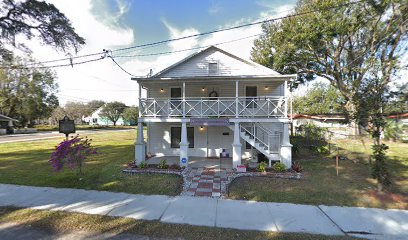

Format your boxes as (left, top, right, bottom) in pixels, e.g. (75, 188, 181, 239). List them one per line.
(59, 116, 75, 138)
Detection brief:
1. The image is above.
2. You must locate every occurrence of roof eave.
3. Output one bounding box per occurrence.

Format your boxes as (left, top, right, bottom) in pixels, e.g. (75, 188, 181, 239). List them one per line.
(132, 74, 296, 82)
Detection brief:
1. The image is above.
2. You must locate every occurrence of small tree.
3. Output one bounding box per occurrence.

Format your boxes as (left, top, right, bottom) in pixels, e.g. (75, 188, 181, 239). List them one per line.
(49, 136, 97, 175)
(100, 101, 126, 126)
(123, 106, 139, 125)
(293, 82, 345, 114)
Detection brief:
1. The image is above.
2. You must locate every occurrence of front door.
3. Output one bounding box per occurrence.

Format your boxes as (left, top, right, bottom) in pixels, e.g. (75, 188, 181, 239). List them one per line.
(170, 87, 182, 110)
(246, 86, 257, 108)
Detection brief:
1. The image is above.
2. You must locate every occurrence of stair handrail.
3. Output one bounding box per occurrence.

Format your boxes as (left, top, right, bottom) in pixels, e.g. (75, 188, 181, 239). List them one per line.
(240, 123, 281, 154)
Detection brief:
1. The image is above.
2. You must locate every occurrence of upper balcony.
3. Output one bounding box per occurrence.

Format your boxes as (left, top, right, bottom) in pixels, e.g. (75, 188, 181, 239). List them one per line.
(140, 96, 288, 118)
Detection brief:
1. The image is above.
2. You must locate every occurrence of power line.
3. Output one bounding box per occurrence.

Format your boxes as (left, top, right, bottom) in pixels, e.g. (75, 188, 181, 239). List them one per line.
(111, 0, 364, 53)
(0, 0, 365, 69)
(113, 34, 260, 58)
(107, 53, 137, 77)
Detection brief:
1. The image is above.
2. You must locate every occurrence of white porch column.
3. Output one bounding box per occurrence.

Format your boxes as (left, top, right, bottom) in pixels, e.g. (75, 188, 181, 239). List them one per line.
(179, 121, 189, 167)
(235, 80, 239, 118)
(138, 83, 142, 117)
(182, 81, 186, 118)
(284, 80, 288, 118)
(135, 121, 145, 165)
(232, 122, 242, 169)
(280, 122, 292, 169)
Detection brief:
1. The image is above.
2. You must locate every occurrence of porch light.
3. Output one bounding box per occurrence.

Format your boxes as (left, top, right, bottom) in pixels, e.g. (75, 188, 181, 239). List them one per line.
(160, 88, 164, 93)
(264, 86, 269, 90)
(201, 87, 206, 92)
(200, 126, 204, 131)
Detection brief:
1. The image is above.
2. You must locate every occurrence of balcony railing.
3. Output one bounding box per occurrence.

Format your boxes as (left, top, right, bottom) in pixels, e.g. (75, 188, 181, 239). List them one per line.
(140, 97, 287, 118)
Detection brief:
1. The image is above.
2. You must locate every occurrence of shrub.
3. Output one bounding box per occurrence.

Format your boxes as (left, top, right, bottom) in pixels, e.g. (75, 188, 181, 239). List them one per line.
(157, 159, 168, 169)
(139, 161, 146, 169)
(317, 145, 329, 154)
(49, 135, 97, 175)
(292, 161, 303, 173)
(272, 162, 286, 172)
(257, 162, 267, 172)
(291, 140, 300, 156)
(384, 120, 404, 142)
(169, 164, 181, 170)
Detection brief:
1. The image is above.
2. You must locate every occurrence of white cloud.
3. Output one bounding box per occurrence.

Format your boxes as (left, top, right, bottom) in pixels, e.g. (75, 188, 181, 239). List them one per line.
(16, 1, 299, 107)
(18, 0, 137, 106)
(208, 1, 222, 15)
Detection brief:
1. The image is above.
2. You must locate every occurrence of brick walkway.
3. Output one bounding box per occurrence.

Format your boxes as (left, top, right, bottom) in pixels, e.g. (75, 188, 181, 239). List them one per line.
(184, 168, 232, 197)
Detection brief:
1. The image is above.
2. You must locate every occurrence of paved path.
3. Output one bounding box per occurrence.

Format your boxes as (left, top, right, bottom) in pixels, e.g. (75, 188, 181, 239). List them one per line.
(0, 184, 407, 239)
(183, 168, 232, 197)
(0, 129, 133, 143)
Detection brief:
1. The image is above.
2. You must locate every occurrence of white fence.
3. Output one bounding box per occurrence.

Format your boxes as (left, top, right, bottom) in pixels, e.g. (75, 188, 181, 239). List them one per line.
(140, 97, 287, 118)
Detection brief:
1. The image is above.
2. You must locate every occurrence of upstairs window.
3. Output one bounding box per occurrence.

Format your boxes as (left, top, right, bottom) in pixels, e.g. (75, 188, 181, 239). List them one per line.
(208, 62, 218, 75)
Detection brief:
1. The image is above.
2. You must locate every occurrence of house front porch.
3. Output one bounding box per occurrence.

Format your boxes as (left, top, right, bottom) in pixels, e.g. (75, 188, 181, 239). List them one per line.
(147, 156, 261, 169)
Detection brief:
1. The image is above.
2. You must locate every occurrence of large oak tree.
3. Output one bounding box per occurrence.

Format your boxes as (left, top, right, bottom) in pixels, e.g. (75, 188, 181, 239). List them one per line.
(251, 0, 407, 132)
(0, 0, 85, 58)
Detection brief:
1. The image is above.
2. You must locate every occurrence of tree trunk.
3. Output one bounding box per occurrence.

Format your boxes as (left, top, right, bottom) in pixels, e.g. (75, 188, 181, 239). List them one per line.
(345, 100, 360, 136)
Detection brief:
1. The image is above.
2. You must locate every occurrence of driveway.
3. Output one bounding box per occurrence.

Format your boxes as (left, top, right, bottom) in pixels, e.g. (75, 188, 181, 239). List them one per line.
(0, 129, 134, 144)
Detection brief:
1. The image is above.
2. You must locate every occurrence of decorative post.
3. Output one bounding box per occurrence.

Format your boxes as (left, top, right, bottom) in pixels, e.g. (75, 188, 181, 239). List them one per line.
(179, 121, 189, 167)
(232, 122, 242, 169)
(135, 121, 146, 165)
(280, 122, 292, 169)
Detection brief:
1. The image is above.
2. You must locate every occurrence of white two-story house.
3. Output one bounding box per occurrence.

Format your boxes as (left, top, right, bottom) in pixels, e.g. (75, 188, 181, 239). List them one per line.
(132, 46, 294, 169)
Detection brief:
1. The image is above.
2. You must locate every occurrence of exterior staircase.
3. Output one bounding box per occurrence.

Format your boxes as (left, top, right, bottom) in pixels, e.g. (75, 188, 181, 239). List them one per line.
(229, 123, 281, 166)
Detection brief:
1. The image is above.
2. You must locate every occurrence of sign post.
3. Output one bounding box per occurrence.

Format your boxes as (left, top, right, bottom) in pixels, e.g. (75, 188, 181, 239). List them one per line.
(59, 116, 76, 140)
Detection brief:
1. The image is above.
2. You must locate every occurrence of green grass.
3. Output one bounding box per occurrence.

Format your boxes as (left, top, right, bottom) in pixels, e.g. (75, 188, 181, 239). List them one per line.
(228, 138, 408, 209)
(0, 207, 355, 240)
(0, 130, 182, 196)
(34, 124, 134, 132)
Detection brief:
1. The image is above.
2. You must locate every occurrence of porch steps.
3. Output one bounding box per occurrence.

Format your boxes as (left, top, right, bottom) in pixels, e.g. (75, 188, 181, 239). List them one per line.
(228, 124, 281, 166)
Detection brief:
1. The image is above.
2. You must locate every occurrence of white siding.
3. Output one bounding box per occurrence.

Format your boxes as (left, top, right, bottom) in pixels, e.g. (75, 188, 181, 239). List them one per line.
(156, 47, 279, 78)
(145, 82, 284, 98)
(147, 123, 255, 158)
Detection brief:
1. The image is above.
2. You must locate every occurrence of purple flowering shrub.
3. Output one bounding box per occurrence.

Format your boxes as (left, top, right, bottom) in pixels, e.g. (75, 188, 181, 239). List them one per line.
(49, 136, 97, 174)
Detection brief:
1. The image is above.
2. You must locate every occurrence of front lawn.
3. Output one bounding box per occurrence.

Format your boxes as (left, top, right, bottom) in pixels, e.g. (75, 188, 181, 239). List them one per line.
(0, 130, 183, 196)
(228, 138, 408, 209)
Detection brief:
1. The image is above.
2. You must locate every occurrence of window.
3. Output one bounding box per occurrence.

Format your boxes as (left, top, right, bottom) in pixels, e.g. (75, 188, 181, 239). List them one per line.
(171, 127, 194, 148)
(246, 86, 257, 108)
(208, 62, 218, 75)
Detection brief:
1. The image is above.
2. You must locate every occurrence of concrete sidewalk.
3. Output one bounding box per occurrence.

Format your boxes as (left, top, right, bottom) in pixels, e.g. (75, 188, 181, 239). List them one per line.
(0, 184, 406, 239)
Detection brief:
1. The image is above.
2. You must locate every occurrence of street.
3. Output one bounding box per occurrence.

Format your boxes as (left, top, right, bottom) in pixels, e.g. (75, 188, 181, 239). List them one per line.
(0, 129, 134, 144)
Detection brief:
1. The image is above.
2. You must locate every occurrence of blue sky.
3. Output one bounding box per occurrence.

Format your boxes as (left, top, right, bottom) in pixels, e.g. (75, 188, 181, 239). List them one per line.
(90, 0, 295, 53)
(20, 0, 296, 105)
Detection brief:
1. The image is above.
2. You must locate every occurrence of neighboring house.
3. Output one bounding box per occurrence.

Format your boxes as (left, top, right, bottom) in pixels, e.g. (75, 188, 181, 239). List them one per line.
(291, 114, 348, 128)
(83, 107, 128, 126)
(132, 46, 295, 168)
(387, 112, 408, 126)
(0, 114, 18, 135)
(291, 113, 351, 139)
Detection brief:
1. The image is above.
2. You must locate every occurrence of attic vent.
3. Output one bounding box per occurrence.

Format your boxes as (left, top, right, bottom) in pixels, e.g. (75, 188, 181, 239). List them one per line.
(208, 62, 218, 75)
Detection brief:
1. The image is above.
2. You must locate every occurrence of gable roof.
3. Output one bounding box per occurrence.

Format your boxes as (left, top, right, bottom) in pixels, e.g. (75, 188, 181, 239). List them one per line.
(150, 46, 280, 78)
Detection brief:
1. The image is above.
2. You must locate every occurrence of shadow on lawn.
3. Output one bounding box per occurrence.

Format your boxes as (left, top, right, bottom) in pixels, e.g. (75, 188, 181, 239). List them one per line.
(228, 136, 408, 209)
